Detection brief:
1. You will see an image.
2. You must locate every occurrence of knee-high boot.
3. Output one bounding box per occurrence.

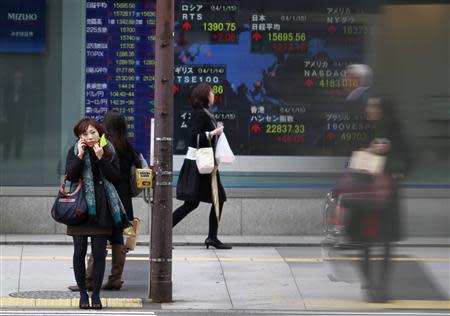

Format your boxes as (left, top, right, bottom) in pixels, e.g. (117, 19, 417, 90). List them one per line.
(102, 244, 127, 290)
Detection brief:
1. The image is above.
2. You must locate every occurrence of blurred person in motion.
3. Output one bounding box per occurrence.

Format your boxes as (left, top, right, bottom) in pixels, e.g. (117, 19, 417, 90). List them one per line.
(348, 91, 409, 302)
(173, 82, 232, 249)
(344, 63, 373, 109)
(334, 64, 374, 155)
(66, 117, 128, 309)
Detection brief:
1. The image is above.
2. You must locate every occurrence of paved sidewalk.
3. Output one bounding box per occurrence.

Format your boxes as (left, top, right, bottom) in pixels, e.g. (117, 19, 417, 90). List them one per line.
(1, 234, 449, 246)
(1, 235, 449, 312)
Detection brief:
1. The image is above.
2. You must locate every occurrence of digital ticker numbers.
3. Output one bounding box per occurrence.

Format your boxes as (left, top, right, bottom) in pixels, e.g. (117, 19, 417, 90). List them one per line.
(250, 13, 308, 54)
(174, 1, 379, 156)
(173, 64, 226, 108)
(85, 0, 156, 157)
(178, 2, 239, 44)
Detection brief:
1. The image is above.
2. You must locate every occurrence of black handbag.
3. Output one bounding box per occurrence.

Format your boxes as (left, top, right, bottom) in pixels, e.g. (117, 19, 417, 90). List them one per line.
(51, 178, 88, 226)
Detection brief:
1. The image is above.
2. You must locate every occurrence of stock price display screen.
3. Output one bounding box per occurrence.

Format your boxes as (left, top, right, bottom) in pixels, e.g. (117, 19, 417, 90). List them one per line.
(174, 0, 379, 156)
(85, 0, 156, 158)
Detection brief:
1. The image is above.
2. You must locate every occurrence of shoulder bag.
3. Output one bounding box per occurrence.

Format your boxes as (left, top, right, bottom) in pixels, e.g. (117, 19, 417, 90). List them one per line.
(195, 133, 214, 174)
(51, 178, 88, 226)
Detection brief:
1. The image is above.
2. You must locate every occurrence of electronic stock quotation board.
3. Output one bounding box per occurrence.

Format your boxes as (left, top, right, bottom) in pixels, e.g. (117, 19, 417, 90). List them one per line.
(85, 0, 379, 157)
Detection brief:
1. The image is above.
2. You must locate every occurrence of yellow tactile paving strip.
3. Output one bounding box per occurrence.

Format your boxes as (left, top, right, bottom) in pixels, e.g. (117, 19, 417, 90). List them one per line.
(0, 297, 142, 308)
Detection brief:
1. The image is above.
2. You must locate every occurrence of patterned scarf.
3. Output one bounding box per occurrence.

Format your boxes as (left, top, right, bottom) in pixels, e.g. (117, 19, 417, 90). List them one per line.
(74, 140, 127, 227)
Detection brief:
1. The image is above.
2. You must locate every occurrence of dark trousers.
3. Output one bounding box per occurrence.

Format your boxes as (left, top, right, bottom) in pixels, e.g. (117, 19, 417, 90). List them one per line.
(173, 200, 224, 239)
(72, 235, 108, 296)
(360, 241, 391, 300)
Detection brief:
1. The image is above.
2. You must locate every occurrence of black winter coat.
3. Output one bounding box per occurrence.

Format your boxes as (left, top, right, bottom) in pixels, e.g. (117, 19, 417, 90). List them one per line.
(176, 108, 226, 203)
(65, 146, 121, 236)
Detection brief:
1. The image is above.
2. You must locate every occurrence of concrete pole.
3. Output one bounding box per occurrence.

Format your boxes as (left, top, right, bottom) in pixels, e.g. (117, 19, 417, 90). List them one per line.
(150, 0, 174, 303)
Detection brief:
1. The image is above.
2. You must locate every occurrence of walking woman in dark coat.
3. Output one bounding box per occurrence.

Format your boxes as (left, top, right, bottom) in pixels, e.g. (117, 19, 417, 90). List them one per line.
(355, 92, 409, 302)
(66, 117, 128, 309)
(102, 109, 141, 289)
(173, 82, 231, 249)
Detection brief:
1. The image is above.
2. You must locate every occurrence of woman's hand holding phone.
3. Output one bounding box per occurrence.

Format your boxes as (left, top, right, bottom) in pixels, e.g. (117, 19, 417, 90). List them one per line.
(77, 140, 86, 159)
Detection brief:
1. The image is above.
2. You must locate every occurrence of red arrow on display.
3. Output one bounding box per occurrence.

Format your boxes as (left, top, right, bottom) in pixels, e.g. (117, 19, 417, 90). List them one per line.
(250, 123, 262, 133)
(182, 21, 192, 31)
(326, 131, 336, 141)
(252, 32, 262, 41)
(173, 84, 180, 94)
(304, 79, 314, 88)
(328, 25, 337, 35)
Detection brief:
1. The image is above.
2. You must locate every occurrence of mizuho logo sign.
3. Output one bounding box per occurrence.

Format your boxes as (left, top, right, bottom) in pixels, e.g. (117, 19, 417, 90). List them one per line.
(7, 13, 38, 21)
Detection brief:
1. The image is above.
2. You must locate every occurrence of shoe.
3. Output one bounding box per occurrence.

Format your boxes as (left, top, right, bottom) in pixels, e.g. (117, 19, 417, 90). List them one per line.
(102, 280, 124, 290)
(91, 295, 103, 310)
(205, 237, 232, 249)
(68, 283, 93, 292)
(79, 292, 90, 309)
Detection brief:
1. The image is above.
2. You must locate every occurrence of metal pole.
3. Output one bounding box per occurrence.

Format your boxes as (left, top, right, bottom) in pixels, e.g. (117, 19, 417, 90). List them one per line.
(150, 0, 173, 303)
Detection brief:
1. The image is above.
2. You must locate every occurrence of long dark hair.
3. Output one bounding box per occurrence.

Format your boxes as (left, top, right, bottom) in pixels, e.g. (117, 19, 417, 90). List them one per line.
(73, 117, 112, 160)
(103, 110, 133, 157)
(189, 82, 212, 109)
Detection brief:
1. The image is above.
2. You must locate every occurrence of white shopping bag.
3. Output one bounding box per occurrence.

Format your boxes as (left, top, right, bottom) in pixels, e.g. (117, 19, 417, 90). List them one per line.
(215, 133, 235, 164)
(348, 150, 385, 175)
(196, 147, 215, 174)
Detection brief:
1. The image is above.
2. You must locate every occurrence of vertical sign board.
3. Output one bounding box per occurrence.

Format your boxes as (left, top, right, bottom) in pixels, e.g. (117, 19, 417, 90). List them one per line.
(0, 0, 46, 53)
(85, 0, 156, 158)
(173, 1, 380, 156)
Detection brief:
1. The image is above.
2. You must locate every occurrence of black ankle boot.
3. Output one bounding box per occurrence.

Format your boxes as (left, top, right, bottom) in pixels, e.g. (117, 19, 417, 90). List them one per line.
(205, 237, 232, 249)
(79, 291, 90, 309)
(91, 292, 103, 309)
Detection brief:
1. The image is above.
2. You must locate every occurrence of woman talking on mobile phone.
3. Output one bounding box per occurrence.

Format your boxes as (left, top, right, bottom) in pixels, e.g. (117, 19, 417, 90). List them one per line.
(65, 117, 128, 309)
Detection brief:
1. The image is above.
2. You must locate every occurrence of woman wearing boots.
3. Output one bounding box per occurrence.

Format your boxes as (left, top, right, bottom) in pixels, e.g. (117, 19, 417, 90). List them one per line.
(173, 83, 231, 249)
(102, 109, 141, 289)
(68, 111, 140, 292)
(66, 117, 128, 309)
